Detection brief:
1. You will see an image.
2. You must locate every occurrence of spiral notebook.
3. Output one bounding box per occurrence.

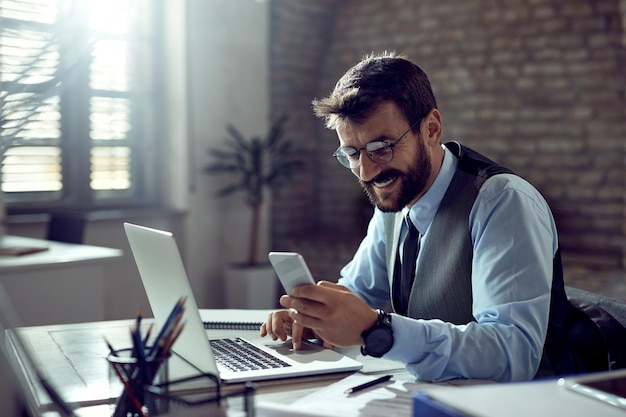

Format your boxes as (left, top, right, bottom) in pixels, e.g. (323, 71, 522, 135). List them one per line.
(203, 321, 261, 331)
(201, 309, 265, 331)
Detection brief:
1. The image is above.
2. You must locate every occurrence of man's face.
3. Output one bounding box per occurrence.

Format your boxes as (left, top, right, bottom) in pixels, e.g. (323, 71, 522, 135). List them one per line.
(336, 102, 439, 212)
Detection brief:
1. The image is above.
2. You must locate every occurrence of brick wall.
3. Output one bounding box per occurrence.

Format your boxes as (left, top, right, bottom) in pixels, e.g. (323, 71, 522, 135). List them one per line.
(269, 0, 626, 282)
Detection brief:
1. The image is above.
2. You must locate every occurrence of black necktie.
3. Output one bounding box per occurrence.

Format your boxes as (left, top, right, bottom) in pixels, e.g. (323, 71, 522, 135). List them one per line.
(400, 215, 420, 314)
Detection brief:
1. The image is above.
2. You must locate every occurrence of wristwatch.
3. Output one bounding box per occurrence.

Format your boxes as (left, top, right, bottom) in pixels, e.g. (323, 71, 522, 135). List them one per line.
(360, 309, 394, 357)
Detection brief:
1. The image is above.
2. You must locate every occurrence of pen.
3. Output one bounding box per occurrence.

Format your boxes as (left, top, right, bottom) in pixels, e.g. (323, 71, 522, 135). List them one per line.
(344, 374, 392, 395)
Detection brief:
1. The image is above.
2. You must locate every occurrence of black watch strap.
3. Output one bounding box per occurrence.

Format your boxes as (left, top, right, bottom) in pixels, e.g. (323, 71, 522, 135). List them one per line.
(360, 309, 394, 357)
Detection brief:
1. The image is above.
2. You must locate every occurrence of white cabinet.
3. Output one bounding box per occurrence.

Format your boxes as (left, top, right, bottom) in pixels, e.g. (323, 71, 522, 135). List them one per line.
(0, 235, 122, 326)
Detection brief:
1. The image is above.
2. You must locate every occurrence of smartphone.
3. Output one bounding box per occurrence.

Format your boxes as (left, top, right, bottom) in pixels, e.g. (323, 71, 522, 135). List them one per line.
(268, 252, 316, 295)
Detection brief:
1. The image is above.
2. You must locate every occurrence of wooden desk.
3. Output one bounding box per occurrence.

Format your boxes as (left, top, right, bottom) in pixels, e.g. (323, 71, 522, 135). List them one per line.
(7, 312, 624, 417)
(5, 311, 406, 416)
(0, 235, 122, 326)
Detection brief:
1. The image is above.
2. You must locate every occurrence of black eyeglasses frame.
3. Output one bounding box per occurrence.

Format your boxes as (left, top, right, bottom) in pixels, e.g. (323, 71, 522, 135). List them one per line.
(332, 118, 421, 169)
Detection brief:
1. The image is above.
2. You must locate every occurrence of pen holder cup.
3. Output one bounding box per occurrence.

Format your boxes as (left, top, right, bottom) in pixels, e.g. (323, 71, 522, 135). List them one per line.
(107, 347, 170, 417)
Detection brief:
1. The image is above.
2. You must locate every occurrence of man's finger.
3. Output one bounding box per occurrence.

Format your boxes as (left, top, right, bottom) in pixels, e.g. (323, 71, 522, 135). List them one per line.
(291, 320, 305, 350)
(316, 281, 350, 292)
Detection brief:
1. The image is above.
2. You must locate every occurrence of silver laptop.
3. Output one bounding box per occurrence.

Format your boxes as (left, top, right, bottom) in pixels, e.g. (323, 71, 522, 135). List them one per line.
(123, 222, 362, 384)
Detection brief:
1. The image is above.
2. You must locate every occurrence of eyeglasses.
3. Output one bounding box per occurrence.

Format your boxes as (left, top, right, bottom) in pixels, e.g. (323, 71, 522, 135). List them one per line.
(332, 119, 421, 169)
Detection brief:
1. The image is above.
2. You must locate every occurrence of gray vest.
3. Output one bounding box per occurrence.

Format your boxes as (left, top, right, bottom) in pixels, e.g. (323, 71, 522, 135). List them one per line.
(383, 142, 575, 377)
(384, 142, 513, 322)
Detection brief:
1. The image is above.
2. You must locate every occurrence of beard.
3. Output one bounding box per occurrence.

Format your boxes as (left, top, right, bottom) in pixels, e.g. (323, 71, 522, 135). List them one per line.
(359, 139, 432, 213)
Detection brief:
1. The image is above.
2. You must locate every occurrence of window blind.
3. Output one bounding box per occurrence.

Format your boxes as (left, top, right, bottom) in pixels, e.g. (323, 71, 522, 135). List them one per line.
(0, 0, 159, 210)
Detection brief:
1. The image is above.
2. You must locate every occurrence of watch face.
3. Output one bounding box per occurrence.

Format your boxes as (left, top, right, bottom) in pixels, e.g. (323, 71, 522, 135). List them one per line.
(365, 326, 393, 357)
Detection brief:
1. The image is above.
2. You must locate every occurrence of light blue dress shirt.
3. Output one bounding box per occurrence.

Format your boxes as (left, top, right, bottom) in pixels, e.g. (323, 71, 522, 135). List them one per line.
(338, 144, 559, 382)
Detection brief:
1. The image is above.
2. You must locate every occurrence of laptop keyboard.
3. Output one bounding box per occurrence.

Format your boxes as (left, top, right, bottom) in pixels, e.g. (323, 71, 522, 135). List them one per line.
(209, 337, 291, 372)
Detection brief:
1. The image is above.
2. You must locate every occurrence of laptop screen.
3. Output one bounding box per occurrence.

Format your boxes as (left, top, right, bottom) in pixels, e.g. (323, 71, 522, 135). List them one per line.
(123, 222, 221, 381)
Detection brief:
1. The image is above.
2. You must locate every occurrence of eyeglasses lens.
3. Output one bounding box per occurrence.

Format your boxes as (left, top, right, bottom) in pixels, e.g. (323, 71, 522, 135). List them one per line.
(334, 149, 358, 169)
(333, 141, 393, 169)
(366, 142, 392, 163)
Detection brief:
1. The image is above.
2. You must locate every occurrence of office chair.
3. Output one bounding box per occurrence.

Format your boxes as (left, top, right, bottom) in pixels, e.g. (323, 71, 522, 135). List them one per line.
(565, 286, 626, 373)
(46, 214, 86, 244)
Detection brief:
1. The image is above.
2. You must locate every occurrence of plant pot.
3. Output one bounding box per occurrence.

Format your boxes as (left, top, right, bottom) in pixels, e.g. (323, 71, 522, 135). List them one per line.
(224, 264, 279, 309)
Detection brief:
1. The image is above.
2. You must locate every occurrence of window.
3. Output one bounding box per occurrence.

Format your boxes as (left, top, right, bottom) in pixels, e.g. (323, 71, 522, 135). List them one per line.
(0, 0, 162, 213)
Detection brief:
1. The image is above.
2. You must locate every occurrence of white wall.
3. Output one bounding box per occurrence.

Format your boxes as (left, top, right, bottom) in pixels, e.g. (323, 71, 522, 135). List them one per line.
(5, 0, 270, 319)
(185, 0, 270, 309)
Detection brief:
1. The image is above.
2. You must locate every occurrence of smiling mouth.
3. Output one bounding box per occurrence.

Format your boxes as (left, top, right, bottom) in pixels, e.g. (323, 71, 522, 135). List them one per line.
(365, 169, 400, 189)
(363, 169, 403, 192)
(373, 176, 397, 188)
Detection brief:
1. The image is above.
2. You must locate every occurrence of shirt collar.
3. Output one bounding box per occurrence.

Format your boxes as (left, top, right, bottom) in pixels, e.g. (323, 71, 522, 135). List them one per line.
(406, 144, 458, 235)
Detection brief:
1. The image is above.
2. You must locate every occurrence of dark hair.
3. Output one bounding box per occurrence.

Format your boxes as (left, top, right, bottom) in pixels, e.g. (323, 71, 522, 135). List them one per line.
(312, 52, 437, 130)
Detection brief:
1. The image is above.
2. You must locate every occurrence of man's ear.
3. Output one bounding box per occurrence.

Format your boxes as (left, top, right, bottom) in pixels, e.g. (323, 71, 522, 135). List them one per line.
(424, 109, 443, 143)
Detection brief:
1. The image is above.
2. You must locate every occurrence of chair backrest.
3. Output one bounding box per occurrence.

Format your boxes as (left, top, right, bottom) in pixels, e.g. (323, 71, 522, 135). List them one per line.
(46, 214, 86, 244)
(565, 286, 626, 372)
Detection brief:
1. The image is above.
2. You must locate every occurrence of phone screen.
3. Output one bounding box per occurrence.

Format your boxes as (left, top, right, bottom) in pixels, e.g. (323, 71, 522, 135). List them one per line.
(268, 252, 315, 295)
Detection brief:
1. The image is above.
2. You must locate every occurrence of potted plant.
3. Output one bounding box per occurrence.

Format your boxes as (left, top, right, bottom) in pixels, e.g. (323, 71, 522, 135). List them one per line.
(203, 114, 302, 307)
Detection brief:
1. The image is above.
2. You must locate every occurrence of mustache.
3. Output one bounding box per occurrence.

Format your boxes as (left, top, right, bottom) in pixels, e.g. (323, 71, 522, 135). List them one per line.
(361, 169, 403, 187)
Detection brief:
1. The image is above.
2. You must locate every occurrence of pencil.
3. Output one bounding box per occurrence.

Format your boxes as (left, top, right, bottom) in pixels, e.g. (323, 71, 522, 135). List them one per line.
(148, 297, 186, 359)
(153, 321, 185, 378)
(143, 323, 154, 345)
(161, 321, 185, 357)
(110, 361, 145, 417)
(132, 328, 146, 362)
(104, 336, 118, 357)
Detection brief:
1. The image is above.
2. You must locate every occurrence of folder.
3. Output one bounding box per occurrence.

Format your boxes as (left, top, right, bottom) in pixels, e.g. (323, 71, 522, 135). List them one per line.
(413, 392, 468, 417)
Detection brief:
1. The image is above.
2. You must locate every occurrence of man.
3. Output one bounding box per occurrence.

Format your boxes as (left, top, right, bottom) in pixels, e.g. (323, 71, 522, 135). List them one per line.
(261, 52, 576, 382)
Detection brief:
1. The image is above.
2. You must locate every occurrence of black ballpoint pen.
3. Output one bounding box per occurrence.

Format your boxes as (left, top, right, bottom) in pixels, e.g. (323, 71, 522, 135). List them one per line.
(345, 374, 393, 395)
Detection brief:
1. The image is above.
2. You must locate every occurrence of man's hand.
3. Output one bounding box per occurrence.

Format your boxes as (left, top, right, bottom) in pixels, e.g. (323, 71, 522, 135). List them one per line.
(260, 309, 321, 350)
(279, 281, 378, 348)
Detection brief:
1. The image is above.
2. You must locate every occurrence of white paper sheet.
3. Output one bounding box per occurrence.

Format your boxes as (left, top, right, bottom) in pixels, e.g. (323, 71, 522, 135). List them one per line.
(256, 373, 432, 417)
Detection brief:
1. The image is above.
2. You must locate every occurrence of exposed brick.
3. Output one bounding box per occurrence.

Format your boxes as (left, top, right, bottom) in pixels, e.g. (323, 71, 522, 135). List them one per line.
(270, 0, 626, 279)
